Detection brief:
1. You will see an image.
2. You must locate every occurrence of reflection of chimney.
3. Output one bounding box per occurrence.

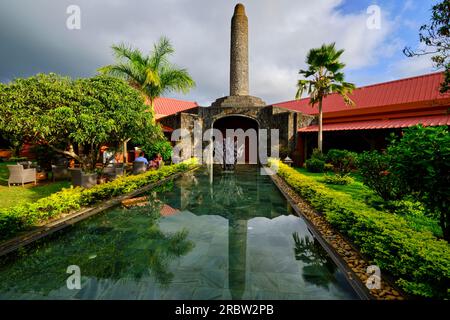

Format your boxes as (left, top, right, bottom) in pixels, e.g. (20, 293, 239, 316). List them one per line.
(230, 3, 249, 96)
(228, 219, 247, 300)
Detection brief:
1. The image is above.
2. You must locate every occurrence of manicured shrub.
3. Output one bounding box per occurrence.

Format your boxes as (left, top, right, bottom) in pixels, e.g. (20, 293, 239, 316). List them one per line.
(326, 149, 357, 176)
(305, 149, 326, 173)
(322, 173, 354, 185)
(357, 150, 405, 201)
(383, 199, 427, 217)
(270, 159, 450, 299)
(0, 159, 198, 241)
(305, 158, 325, 173)
(311, 148, 325, 161)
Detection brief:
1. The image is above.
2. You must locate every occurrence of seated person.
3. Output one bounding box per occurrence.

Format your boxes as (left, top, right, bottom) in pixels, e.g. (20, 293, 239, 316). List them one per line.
(134, 151, 149, 166)
(149, 153, 164, 169)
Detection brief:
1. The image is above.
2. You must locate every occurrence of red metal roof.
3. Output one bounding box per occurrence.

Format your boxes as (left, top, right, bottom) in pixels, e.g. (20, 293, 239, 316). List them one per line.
(298, 114, 450, 132)
(275, 72, 450, 116)
(148, 97, 198, 119)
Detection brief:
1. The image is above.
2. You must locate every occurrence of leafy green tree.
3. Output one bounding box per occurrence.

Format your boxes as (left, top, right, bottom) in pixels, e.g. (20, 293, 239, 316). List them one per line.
(0, 74, 75, 158)
(142, 140, 173, 162)
(98, 37, 196, 112)
(403, 0, 449, 93)
(296, 43, 355, 152)
(387, 125, 450, 241)
(0, 74, 162, 171)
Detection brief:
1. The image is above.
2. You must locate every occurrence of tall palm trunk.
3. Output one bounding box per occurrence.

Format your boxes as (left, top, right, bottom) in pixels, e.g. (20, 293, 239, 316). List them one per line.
(318, 99, 323, 152)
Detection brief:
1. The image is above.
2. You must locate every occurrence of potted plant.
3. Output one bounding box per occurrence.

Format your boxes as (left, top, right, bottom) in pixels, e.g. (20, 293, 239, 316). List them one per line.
(70, 168, 98, 188)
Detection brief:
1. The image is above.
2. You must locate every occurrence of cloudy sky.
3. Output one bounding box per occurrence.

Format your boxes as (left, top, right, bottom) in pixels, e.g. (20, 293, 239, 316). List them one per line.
(0, 0, 438, 105)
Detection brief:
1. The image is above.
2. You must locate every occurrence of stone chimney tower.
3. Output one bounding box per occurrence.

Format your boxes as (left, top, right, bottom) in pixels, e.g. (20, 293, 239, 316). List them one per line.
(211, 3, 265, 107)
(230, 3, 249, 96)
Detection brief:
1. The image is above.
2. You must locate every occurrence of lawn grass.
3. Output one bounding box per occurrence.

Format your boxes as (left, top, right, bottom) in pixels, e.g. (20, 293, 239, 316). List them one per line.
(294, 167, 443, 238)
(295, 167, 373, 203)
(0, 162, 70, 209)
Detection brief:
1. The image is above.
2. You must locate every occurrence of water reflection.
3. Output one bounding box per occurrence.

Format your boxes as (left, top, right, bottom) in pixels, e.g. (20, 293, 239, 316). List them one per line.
(0, 202, 194, 297)
(0, 166, 358, 300)
(293, 232, 338, 289)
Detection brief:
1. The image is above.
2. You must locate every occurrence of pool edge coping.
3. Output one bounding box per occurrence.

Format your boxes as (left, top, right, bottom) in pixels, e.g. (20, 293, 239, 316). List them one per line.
(0, 166, 200, 258)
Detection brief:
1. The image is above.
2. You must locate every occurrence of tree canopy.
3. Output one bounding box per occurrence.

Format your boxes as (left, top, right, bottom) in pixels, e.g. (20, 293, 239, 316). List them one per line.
(296, 43, 355, 152)
(387, 125, 450, 241)
(99, 37, 196, 109)
(0, 73, 162, 171)
(404, 0, 449, 93)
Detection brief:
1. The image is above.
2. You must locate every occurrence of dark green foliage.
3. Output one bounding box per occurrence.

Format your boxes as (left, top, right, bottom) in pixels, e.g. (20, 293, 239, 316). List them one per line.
(272, 160, 450, 299)
(326, 149, 357, 176)
(143, 140, 173, 162)
(388, 125, 450, 241)
(32, 144, 60, 171)
(306, 149, 326, 173)
(357, 150, 405, 201)
(0, 74, 162, 172)
(305, 158, 325, 173)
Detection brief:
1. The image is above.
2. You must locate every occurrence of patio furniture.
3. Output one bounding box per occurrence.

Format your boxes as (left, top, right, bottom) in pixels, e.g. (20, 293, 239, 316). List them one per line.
(70, 169, 97, 188)
(17, 161, 33, 169)
(51, 165, 70, 181)
(133, 161, 147, 175)
(7, 164, 37, 187)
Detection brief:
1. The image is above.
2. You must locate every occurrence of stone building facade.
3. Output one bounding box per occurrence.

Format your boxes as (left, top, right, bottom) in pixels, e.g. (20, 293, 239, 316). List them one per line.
(159, 4, 313, 164)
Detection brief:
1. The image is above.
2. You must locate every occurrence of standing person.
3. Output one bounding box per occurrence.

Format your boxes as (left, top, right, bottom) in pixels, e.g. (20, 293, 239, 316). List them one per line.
(103, 147, 116, 166)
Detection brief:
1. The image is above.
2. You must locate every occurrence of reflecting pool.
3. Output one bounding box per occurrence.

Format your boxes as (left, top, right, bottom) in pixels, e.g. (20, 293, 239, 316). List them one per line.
(0, 166, 358, 300)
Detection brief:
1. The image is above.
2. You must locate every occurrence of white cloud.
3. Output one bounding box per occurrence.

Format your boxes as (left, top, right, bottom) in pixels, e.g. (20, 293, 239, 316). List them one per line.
(0, 0, 412, 105)
(391, 54, 435, 78)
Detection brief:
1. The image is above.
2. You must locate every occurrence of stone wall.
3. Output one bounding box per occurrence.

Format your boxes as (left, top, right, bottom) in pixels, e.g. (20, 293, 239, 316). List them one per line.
(159, 105, 315, 162)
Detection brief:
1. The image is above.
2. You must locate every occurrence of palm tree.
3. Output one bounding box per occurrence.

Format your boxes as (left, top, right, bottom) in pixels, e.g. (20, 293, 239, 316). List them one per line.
(99, 37, 196, 112)
(296, 43, 355, 152)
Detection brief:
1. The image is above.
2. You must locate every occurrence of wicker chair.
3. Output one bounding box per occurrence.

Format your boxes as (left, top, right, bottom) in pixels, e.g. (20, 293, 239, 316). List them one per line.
(133, 161, 147, 175)
(7, 165, 36, 187)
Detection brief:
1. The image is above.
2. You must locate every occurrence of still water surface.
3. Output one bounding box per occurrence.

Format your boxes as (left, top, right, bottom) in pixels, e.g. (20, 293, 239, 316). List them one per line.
(0, 166, 358, 299)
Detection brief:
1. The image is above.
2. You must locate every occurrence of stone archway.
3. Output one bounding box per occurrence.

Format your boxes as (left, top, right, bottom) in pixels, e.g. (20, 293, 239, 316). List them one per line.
(212, 115, 259, 164)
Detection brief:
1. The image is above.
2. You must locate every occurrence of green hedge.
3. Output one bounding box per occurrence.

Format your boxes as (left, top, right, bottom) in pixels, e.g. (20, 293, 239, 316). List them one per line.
(0, 159, 198, 241)
(270, 159, 450, 299)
